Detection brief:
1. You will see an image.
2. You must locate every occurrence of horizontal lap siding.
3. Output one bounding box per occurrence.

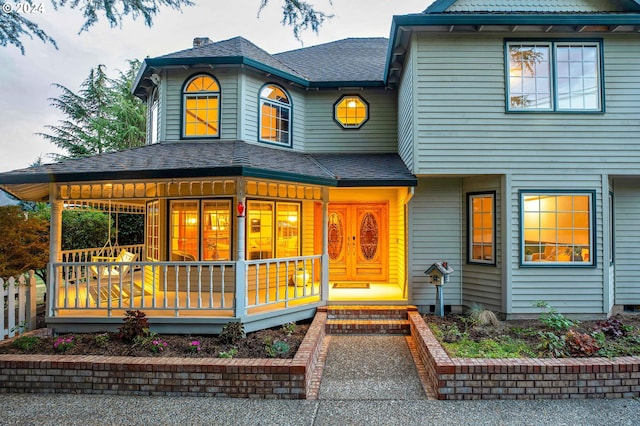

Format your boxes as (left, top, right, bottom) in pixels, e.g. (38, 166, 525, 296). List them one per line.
(509, 175, 605, 314)
(409, 178, 462, 308)
(413, 33, 640, 175)
(462, 176, 503, 312)
(398, 46, 414, 170)
(304, 89, 397, 153)
(614, 179, 640, 304)
(164, 69, 238, 141)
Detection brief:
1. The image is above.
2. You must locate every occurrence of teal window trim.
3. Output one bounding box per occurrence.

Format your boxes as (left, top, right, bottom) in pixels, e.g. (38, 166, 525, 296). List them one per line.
(505, 39, 604, 114)
(181, 73, 221, 140)
(258, 83, 292, 148)
(519, 189, 596, 268)
(467, 191, 496, 266)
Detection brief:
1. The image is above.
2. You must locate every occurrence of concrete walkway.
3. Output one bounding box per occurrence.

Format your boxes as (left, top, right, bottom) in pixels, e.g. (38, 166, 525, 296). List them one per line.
(2, 335, 640, 425)
(319, 335, 426, 400)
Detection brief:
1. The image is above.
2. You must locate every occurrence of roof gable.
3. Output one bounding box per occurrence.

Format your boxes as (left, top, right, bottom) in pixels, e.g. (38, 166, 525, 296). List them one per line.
(425, 0, 640, 13)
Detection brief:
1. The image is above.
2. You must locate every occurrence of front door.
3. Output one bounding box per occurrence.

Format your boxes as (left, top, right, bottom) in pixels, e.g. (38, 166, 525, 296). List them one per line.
(324, 203, 388, 282)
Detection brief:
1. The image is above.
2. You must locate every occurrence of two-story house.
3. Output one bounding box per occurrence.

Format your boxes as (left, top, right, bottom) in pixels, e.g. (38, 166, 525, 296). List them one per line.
(1, 0, 639, 333)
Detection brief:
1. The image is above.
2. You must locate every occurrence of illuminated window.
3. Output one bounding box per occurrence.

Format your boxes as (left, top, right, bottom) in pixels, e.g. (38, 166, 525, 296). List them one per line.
(203, 200, 231, 261)
(507, 41, 602, 112)
(170, 201, 199, 260)
(259, 84, 291, 146)
(146, 201, 160, 261)
(170, 200, 232, 261)
(521, 192, 593, 265)
(247, 200, 300, 260)
(183, 74, 220, 137)
(334, 95, 368, 128)
(468, 192, 495, 264)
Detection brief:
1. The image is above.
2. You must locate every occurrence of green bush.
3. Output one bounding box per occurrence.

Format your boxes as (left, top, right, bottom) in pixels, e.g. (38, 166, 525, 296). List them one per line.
(12, 335, 41, 351)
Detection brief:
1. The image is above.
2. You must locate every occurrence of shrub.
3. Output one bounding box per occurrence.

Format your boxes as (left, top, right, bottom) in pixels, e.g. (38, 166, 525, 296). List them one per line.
(53, 335, 75, 352)
(219, 322, 245, 345)
(565, 329, 600, 357)
(537, 331, 566, 358)
(281, 322, 297, 336)
(94, 333, 110, 347)
(12, 335, 41, 351)
(594, 318, 630, 339)
(534, 301, 576, 331)
(218, 348, 238, 358)
(264, 338, 290, 358)
(118, 310, 149, 343)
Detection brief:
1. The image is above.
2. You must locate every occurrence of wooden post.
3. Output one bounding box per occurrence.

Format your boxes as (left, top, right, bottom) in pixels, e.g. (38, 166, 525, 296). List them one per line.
(26, 270, 37, 331)
(48, 186, 62, 318)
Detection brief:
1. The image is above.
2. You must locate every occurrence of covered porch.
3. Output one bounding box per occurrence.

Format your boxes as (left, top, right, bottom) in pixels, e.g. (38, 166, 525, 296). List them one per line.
(0, 142, 417, 333)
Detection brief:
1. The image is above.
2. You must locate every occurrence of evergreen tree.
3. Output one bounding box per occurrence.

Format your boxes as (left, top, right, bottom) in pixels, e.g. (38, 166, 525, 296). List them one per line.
(38, 60, 146, 160)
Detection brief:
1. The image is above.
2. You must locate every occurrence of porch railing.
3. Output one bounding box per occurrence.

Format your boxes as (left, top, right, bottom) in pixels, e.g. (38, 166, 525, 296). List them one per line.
(49, 255, 323, 318)
(245, 255, 322, 310)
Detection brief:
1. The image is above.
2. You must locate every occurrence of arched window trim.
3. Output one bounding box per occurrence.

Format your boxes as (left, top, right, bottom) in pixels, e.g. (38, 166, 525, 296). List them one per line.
(181, 73, 221, 139)
(149, 88, 159, 144)
(258, 83, 292, 148)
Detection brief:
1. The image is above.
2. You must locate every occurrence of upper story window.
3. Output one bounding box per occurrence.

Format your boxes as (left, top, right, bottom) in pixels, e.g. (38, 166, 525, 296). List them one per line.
(259, 84, 291, 146)
(183, 74, 220, 138)
(506, 41, 602, 112)
(334, 95, 369, 128)
(521, 191, 594, 266)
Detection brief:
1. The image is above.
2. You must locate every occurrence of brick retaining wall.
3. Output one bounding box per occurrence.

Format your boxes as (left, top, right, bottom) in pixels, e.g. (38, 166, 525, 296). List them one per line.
(408, 311, 640, 400)
(0, 312, 326, 399)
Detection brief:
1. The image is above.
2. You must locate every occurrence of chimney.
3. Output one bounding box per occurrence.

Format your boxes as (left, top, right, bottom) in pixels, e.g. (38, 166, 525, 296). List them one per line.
(193, 37, 213, 48)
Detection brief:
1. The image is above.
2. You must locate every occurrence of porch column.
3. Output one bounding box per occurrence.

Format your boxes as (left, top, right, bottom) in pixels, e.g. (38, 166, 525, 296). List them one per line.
(234, 187, 247, 317)
(321, 189, 330, 299)
(48, 185, 62, 317)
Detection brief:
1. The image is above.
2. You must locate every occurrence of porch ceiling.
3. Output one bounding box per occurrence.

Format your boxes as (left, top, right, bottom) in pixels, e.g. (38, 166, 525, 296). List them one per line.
(0, 141, 417, 201)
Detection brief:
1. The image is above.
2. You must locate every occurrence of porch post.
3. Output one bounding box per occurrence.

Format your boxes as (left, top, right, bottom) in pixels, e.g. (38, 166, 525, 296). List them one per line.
(48, 184, 62, 318)
(234, 184, 247, 317)
(321, 189, 330, 299)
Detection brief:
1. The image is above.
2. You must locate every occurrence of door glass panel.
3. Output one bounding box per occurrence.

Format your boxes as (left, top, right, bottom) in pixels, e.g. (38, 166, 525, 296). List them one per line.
(359, 212, 378, 261)
(328, 212, 344, 260)
(202, 200, 231, 261)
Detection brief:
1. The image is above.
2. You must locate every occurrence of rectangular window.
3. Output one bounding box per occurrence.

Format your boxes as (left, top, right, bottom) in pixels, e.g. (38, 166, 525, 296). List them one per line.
(507, 41, 602, 112)
(468, 192, 495, 264)
(521, 192, 593, 265)
(170, 201, 199, 261)
(203, 200, 231, 261)
(247, 200, 301, 260)
(146, 201, 159, 261)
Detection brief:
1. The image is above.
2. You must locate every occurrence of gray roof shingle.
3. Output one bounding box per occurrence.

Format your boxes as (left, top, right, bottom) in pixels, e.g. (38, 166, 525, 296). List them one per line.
(274, 38, 389, 82)
(0, 141, 416, 188)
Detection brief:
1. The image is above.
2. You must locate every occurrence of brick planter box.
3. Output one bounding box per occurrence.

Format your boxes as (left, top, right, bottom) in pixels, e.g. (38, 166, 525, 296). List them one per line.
(0, 312, 326, 399)
(408, 311, 640, 400)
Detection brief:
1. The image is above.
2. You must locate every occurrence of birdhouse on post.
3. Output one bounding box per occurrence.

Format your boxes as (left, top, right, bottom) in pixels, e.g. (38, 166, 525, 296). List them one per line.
(424, 261, 454, 316)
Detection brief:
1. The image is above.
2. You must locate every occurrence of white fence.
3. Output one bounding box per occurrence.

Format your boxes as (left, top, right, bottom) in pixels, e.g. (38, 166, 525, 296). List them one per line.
(1, 271, 37, 341)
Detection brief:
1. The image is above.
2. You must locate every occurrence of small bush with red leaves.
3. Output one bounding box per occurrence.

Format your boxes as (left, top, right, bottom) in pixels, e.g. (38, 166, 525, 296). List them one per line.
(565, 328, 600, 357)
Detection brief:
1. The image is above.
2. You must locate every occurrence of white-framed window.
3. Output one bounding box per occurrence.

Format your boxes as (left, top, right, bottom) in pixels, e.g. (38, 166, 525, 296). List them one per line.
(247, 200, 300, 260)
(468, 192, 495, 264)
(259, 84, 291, 146)
(506, 41, 602, 112)
(146, 200, 160, 261)
(521, 191, 594, 265)
(182, 74, 220, 138)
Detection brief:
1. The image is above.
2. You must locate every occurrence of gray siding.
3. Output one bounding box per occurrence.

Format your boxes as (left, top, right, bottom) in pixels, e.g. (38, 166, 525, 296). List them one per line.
(462, 176, 503, 312)
(508, 174, 606, 314)
(412, 32, 640, 175)
(614, 178, 640, 304)
(164, 69, 238, 141)
(409, 178, 463, 309)
(398, 45, 415, 170)
(304, 89, 398, 153)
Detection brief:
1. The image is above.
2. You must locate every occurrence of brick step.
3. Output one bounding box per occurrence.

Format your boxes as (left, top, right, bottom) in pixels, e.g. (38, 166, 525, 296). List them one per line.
(320, 305, 417, 321)
(325, 319, 411, 335)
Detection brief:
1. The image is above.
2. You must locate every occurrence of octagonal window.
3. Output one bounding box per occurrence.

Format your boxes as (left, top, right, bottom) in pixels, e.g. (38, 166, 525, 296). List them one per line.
(334, 95, 369, 129)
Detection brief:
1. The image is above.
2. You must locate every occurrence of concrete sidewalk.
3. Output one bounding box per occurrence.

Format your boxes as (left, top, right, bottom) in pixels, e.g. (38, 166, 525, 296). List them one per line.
(2, 335, 640, 425)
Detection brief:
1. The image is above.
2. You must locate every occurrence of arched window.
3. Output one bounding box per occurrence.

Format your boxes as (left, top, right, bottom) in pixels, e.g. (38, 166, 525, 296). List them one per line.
(183, 74, 220, 138)
(259, 84, 291, 146)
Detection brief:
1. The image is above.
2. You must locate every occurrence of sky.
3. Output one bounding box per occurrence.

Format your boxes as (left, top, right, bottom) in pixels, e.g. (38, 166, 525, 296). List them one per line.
(0, 0, 432, 173)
